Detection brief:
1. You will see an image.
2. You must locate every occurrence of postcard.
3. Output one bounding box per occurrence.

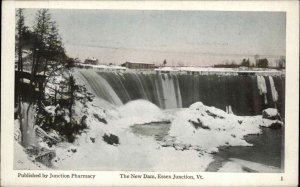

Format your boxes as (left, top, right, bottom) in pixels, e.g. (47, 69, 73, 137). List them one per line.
(1, 1, 299, 186)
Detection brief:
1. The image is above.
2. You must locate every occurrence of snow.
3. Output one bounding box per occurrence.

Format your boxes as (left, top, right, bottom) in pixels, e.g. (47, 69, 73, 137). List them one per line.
(118, 100, 169, 126)
(14, 141, 47, 170)
(54, 130, 213, 171)
(49, 100, 283, 171)
(218, 158, 281, 173)
(15, 97, 283, 171)
(79, 64, 127, 70)
(263, 108, 278, 117)
(218, 161, 244, 172)
(168, 102, 277, 153)
(262, 108, 281, 121)
(155, 66, 284, 76)
(44, 105, 58, 116)
(49, 100, 211, 171)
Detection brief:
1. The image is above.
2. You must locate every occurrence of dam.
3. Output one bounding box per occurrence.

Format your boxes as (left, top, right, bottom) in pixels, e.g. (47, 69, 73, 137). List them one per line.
(78, 69, 285, 117)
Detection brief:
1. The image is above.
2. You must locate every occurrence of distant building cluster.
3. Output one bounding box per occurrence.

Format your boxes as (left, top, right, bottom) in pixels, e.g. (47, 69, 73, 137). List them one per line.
(84, 57, 99, 65)
(121, 61, 155, 69)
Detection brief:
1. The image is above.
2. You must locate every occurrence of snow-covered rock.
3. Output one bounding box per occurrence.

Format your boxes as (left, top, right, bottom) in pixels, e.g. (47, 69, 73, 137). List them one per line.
(262, 108, 281, 120)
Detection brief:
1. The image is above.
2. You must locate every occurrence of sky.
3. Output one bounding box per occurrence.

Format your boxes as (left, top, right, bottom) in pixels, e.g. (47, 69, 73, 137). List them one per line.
(22, 9, 286, 66)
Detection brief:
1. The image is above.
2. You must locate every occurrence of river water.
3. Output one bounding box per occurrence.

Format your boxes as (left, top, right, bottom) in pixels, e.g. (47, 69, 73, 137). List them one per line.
(131, 122, 284, 172)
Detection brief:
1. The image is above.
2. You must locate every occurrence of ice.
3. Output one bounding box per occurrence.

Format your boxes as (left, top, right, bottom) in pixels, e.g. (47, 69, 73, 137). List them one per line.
(257, 75, 268, 104)
(269, 76, 278, 102)
(218, 161, 244, 172)
(14, 119, 21, 143)
(227, 158, 281, 173)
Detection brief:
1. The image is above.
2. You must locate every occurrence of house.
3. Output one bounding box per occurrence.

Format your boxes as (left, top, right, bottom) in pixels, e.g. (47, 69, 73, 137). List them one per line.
(121, 61, 155, 69)
(84, 57, 99, 65)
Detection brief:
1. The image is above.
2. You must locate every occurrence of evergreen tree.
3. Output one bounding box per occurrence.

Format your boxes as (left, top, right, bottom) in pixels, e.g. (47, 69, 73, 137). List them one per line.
(257, 58, 269, 68)
(30, 9, 52, 85)
(31, 9, 66, 94)
(16, 9, 25, 74)
(163, 59, 167, 66)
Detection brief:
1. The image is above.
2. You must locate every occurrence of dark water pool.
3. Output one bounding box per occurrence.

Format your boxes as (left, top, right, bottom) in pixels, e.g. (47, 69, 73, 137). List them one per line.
(131, 122, 171, 141)
(206, 127, 284, 172)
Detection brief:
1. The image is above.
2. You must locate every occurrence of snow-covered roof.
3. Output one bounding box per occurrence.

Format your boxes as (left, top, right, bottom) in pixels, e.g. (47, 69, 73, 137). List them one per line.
(124, 61, 155, 65)
(79, 64, 127, 70)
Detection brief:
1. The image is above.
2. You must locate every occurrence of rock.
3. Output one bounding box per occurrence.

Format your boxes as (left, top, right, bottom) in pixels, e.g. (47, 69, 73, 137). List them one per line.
(71, 148, 77, 153)
(80, 115, 88, 128)
(173, 143, 191, 151)
(262, 108, 281, 120)
(90, 137, 95, 143)
(93, 113, 107, 124)
(35, 151, 56, 167)
(205, 110, 225, 119)
(188, 118, 210, 130)
(269, 121, 284, 129)
(103, 133, 119, 145)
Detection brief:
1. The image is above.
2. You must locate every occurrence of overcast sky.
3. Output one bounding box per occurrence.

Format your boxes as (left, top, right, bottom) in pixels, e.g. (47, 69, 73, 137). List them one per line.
(23, 9, 286, 66)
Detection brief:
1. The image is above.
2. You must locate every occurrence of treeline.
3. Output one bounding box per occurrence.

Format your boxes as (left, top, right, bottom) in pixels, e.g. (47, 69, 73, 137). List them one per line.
(214, 57, 285, 69)
(15, 9, 74, 102)
(15, 9, 85, 144)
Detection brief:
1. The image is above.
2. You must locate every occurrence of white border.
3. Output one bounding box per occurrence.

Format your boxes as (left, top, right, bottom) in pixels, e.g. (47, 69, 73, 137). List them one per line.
(1, 1, 299, 186)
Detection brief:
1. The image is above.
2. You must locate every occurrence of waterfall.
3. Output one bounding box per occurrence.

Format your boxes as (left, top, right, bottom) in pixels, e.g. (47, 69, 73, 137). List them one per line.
(174, 75, 182, 108)
(226, 105, 233, 114)
(160, 74, 182, 109)
(80, 70, 123, 106)
(269, 76, 278, 103)
(77, 69, 284, 116)
(257, 75, 268, 104)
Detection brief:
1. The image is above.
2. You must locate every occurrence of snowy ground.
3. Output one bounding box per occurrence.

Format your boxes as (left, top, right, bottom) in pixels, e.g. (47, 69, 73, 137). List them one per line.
(14, 95, 283, 171)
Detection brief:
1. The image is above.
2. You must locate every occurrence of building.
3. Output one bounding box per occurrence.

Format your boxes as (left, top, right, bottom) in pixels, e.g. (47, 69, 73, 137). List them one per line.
(84, 57, 99, 65)
(121, 61, 155, 69)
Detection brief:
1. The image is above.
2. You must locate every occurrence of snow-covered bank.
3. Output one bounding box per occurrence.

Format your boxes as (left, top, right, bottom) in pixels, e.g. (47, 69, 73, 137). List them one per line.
(50, 100, 213, 171)
(167, 102, 283, 154)
(218, 158, 281, 173)
(14, 95, 283, 171)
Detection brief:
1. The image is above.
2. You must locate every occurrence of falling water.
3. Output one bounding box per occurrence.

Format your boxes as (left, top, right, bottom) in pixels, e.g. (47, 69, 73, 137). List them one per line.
(80, 70, 123, 106)
(257, 75, 268, 104)
(160, 74, 182, 109)
(78, 69, 284, 116)
(269, 76, 279, 103)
